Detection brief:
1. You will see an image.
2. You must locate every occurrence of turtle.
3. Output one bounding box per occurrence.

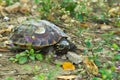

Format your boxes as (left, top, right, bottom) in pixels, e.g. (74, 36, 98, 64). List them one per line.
(8, 20, 76, 54)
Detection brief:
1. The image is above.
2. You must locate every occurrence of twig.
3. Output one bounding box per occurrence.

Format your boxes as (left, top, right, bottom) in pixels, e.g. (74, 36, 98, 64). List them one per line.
(0, 48, 10, 52)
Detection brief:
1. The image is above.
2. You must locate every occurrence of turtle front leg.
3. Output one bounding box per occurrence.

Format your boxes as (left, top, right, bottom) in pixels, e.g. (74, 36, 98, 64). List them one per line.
(41, 46, 56, 61)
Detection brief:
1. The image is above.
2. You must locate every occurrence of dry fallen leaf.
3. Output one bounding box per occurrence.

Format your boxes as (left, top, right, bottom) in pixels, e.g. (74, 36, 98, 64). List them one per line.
(62, 62, 75, 70)
(47, 13, 55, 21)
(109, 7, 120, 17)
(100, 24, 112, 30)
(0, 5, 5, 16)
(80, 22, 89, 28)
(0, 1, 6, 6)
(5, 2, 20, 13)
(20, 3, 31, 14)
(83, 56, 98, 75)
(109, 7, 119, 14)
(57, 75, 76, 80)
(61, 14, 69, 20)
(0, 48, 10, 52)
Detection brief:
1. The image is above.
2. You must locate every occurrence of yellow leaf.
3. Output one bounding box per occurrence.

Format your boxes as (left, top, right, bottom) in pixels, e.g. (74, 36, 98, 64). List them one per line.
(83, 56, 98, 75)
(62, 62, 75, 70)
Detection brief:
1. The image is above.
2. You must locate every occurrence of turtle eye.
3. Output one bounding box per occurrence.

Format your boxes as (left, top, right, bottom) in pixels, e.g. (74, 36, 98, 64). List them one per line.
(58, 44, 65, 50)
(57, 40, 70, 50)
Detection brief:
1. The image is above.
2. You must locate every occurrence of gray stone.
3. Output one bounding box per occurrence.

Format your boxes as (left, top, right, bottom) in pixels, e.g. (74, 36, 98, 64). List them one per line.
(75, 74, 82, 80)
(3, 16, 10, 21)
(66, 52, 83, 64)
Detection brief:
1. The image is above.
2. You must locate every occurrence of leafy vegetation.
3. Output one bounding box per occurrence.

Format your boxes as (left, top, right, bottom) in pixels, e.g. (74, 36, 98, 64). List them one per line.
(4, 77, 13, 80)
(9, 49, 43, 64)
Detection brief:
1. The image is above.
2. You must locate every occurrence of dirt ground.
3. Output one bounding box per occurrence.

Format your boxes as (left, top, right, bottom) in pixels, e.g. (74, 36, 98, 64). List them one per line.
(0, 52, 34, 80)
(0, 1, 120, 80)
(0, 51, 65, 80)
(0, 15, 119, 80)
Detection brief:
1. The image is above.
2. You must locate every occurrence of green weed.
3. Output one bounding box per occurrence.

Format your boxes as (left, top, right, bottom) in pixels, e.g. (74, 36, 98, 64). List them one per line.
(75, 27, 85, 37)
(9, 49, 43, 64)
(115, 20, 120, 27)
(5, 0, 19, 5)
(82, 32, 119, 79)
(4, 77, 13, 80)
(33, 64, 61, 80)
(33, 73, 46, 80)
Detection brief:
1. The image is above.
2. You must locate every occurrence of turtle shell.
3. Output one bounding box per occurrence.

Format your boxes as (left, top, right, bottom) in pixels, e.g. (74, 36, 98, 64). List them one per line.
(10, 20, 68, 49)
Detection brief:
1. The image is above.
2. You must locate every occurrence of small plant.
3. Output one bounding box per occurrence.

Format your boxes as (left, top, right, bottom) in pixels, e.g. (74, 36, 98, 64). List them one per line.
(33, 64, 61, 80)
(9, 49, 43, 64)
(85, 38, 92, 48)
(75, 27, 85, 37)
(115, 20, 120, 27)
(4, 77, 13, 80)
(99, 65, 115, 80)
(113, 53, 120, 61)
(112, 43, 119, 50)
(5, 0, 12, 5)
(92, 77, 102, 80)
(33, 73, 46, 80)
(34, 0, 40, 4)
(37, 0, 54, 19)
(5, 0, 19, 5)
(74, 1, 90, 22)
(23, 65, 32, 71)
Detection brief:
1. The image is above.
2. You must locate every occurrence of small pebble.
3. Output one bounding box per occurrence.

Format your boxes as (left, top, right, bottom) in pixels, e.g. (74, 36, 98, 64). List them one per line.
(0, 54, 2, 57)
(75, 74, 82, 80)
(3, 16, 10, 21)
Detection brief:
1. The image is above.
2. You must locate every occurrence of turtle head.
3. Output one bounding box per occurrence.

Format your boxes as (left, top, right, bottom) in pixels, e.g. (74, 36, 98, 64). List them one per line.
(56, 39, 76, 54)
